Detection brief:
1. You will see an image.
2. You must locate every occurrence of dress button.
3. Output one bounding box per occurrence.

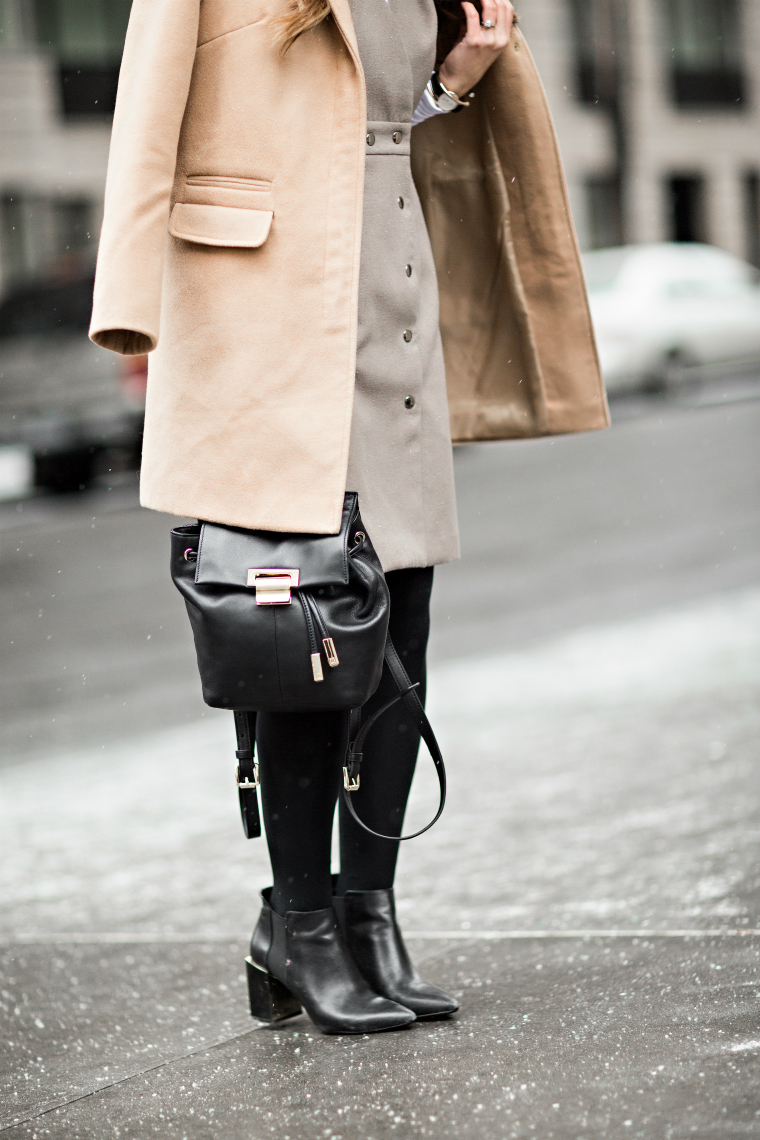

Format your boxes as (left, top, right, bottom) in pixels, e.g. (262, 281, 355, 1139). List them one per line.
(366, 132, 375, 145)
(397, 196, 404, 209)
(403, 329, 413, 342)
(405, 395, 415, 409)
(392, 131, 402, 144)
(405, 264, 412, 277)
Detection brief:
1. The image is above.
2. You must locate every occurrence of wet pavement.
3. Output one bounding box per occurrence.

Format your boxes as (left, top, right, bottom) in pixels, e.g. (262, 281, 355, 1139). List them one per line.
(3, 936, 760, 1138)
(2, 586, 758, 939)
(1, 390, 759, 1136)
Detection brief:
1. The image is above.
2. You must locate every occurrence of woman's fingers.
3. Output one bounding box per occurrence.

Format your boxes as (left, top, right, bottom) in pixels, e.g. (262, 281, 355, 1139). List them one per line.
(495, 0, 514, 45)
(497, 0, 514, 23)
(462, 0, 511, 47)
(479, 0, 498, 34)
(460, 1, 482, 42)
(439, 0, 513, 93)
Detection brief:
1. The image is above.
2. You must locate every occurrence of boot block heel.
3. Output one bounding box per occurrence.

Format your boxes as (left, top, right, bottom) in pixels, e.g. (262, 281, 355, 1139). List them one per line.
(245, 956, 302, 1023)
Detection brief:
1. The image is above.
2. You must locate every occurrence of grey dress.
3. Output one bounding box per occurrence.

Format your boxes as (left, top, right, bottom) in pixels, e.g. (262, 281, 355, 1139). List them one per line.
(345, 0, 460, 573)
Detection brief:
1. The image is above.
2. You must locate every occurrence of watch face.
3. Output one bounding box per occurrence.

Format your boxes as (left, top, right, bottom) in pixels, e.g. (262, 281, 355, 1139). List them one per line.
(438, 91, 458, 112)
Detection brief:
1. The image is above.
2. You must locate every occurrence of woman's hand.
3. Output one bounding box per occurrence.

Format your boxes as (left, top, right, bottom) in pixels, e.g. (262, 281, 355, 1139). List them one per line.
(438, 0, 515, 99)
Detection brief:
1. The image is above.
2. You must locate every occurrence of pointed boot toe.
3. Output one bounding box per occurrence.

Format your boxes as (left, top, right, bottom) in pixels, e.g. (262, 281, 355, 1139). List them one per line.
(248, 888, 414, 1035)
(393, 977, 459, 1020)
(334, 887, 459, 1020)
(346, 992, 417, 1035)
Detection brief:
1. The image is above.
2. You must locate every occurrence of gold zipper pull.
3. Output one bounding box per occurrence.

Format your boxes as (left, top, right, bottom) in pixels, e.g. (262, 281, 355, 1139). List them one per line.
(311, 653, 324, 682)
(322, 638, 339, 667)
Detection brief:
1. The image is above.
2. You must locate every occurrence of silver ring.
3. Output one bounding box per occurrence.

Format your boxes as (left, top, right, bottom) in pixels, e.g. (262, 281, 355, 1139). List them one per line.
(483, 19, 495, 27)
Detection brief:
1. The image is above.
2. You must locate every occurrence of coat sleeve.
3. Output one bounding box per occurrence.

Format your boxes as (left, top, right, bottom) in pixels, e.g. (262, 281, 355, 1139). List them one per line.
(89, 0, 201, 356)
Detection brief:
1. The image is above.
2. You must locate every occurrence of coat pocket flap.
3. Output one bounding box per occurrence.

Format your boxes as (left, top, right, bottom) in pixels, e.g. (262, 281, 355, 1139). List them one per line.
(169, 203, 273, 248)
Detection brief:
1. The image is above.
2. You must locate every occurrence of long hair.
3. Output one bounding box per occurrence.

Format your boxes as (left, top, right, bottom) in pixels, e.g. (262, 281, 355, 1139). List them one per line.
(273, 0, 332, 54)
(274, 0, 471, 58)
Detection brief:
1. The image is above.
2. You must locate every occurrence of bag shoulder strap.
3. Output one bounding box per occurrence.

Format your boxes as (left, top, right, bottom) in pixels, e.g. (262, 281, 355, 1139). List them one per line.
(234, 710, 261, 839)
(341, 636, 446, 841)
(233, 637, 446, 843)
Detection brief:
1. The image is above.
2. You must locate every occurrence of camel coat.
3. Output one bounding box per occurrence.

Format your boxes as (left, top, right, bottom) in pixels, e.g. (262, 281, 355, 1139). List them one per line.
(89, 0, 608, 537)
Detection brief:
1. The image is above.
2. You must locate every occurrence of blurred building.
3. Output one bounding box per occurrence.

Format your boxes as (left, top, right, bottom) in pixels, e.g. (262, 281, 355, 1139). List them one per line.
(0, 0, 759, 297)
(520, 0, 760, 262)
(0, 0, 129, 294)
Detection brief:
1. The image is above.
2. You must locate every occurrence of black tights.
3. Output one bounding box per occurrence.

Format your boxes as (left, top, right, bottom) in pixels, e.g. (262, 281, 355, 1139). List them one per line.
(256, 567, 433, 917)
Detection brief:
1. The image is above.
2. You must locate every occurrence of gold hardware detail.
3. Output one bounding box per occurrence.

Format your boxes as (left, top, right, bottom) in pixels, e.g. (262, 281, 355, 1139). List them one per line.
(322, 637, 339, 667)
(247, 568, 300, 604)
(311, 652, 324, 682)
(343, 766, 360, 792)
(236, 762, 260, 789)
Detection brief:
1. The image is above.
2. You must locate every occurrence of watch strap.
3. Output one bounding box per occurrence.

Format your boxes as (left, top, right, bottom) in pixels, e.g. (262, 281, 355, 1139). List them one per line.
(428, 71, 469, 113)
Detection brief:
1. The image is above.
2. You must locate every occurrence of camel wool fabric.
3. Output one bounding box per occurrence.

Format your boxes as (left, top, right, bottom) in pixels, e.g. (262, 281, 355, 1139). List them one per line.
(90, 0, 608, 537)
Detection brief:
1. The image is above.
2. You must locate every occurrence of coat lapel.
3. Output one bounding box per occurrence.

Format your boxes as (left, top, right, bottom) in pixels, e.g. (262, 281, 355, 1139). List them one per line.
(328, 0, 362, 65)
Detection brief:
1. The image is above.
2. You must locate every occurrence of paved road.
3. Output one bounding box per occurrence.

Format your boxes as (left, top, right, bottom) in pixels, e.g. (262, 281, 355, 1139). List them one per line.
(1, 389, 759, 762)
(0, 388, 759, 1138)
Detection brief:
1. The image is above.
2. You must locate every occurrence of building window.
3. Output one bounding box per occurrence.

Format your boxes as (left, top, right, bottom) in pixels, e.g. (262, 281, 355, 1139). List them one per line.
(569, 0, 621, 106)
(586, 176, 623, 249)
(745, 172, 760, 268)
(1, 194, 94, 289)
(667, 176, 706, 243)
(666, 0, 745, 106)
(33, 0, 131, 117)
(0, 0, 34, 48)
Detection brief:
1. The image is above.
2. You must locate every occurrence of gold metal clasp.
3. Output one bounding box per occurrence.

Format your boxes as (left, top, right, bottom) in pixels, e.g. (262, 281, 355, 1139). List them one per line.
(236, 762, 260, 790)
(246, 568, 300, 605)
(343, 766, 360, 792)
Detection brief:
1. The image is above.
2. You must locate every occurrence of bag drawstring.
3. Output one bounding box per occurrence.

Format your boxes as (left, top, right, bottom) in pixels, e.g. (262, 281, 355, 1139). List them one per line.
(294, 531, 366, 682)
(304, 592, 339, 668)
(297, 591, 323, 680)
(297, 590, 340, 681)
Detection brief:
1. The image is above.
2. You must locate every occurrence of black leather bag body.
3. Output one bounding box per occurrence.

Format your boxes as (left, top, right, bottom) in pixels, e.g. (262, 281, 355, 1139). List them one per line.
(170, 492, 446, 843)
(170, 493, 389, 712)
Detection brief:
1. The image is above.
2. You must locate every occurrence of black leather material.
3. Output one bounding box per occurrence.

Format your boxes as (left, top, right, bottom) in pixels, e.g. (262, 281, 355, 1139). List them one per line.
(342, 640, 446, 841)
(195, 498, 355, 590)
(233, 710, 260, 838)
(171, 492, 446, 845)
(170, 493, 390, 711)
(249, 889, 415, 1035)
(245, 957, 302, 1023)
(250, 890, 273, 966)
(334, 887, 459, 1020)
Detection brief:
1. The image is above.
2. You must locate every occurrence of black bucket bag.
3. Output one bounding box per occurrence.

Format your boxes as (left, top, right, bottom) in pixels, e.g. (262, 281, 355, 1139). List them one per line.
(170, 493, 445, 842)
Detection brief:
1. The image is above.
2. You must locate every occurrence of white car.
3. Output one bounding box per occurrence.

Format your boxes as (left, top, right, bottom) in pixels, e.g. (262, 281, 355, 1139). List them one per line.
(582, 243, 760, 393)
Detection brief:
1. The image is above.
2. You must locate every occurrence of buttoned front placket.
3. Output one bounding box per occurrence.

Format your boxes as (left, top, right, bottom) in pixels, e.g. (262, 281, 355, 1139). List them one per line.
(343, 0, 459, 572)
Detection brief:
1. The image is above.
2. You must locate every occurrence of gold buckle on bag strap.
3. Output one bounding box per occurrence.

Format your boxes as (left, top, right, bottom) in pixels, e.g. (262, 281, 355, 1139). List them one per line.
(236, 762, 260, 790)
(343, 766, 360, 792)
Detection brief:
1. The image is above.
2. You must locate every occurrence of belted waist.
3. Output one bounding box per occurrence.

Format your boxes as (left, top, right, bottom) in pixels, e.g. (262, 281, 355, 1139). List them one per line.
(365, 121, 411, 156)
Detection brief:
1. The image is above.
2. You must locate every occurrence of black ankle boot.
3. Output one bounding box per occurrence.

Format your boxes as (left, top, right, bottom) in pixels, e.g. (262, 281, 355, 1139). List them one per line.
(333, 887, 459, 1020)
(246, 889, 415, 1035)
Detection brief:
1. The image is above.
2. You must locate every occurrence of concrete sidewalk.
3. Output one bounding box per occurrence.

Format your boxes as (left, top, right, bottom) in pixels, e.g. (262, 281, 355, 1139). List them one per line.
(1, 587, 759, 1136)
(3, 934, 759, 1138)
